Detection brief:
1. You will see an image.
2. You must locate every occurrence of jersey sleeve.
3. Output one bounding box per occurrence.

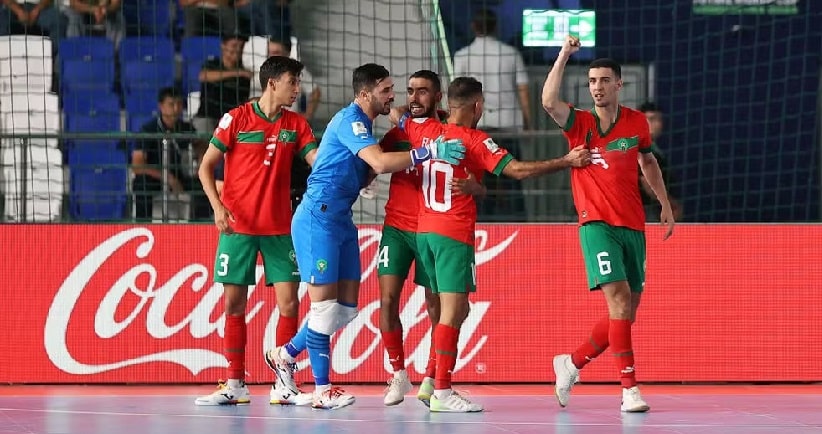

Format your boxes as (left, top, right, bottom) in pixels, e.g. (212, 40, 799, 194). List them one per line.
(472, 131, 513, 176)
(636, 114, 653, 153)
(561, 105, 593, 150)
(209, 108, 240, 153)
(295, 116, 319, 160)
(340, 114, 377, 155)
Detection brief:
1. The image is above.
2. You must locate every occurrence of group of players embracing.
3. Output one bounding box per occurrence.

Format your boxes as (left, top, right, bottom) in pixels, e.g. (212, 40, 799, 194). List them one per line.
(192, 35, 676, 413)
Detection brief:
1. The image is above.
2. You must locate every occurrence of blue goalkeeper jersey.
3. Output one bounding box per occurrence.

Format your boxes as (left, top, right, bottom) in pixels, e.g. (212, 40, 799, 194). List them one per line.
(302, 102, 376, 219)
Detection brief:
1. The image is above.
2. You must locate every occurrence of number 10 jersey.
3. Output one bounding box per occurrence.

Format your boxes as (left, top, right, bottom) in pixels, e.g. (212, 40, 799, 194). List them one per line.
(403, 118, 512, 245)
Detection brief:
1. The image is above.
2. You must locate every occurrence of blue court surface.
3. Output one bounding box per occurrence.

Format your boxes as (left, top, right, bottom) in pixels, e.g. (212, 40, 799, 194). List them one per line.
(1, 385, 820, 434)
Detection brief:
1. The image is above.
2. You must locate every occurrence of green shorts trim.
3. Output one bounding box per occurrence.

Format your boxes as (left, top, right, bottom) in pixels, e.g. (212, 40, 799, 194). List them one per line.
(415, 232, 476, 294)
(214, 233, 300, 286)
(579, 222, 646, 293)
(377, 225, 431, 288)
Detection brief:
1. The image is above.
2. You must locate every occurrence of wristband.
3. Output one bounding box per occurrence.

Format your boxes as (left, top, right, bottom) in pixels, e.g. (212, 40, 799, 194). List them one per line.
(398, 112, 411, 130)
(409, 147, 431, 166)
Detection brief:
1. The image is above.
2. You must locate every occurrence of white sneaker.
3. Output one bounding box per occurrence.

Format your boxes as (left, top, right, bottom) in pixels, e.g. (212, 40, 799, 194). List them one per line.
(264, 347, 299, 394)
(553, 354, 580, 407)
(429, 390, 483, 413)
(416, 377, 435, 407)
(312, 386, 356, 410)
(194, 381, 250, 406)
(383, 370, 413, 406)
(621, 386, 650, 412)
(269, 384, 313, 406)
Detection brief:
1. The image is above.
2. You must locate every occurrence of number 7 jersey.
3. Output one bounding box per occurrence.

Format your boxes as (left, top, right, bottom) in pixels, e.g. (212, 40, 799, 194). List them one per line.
(403, 118, 513, 245)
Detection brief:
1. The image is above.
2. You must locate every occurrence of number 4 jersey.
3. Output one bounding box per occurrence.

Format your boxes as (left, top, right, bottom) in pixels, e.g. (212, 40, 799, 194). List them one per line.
(403, 117, 513, 245)
(211, 102, 317, 235)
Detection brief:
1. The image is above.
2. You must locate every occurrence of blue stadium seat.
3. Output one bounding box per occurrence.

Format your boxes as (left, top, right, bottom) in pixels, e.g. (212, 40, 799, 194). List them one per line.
(59, 37, 116, 93)
(180, 36, 221, 95)
(68, 143, 128, 221)
(120, 36, 175, 93)
(124, 89, 159, 118)
(62, 91, 120, 116)
(65, 112, 121, 133)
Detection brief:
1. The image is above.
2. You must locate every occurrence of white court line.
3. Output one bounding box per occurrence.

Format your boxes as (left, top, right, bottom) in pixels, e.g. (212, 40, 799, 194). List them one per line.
(0, 407, 817, 428)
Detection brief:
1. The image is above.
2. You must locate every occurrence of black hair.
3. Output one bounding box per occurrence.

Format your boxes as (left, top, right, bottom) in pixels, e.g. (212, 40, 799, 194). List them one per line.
(447, 76, 483, 103)
(638, 101, 661, 113)
(409, 70, 442, 93)
(588, 58, 622, 78)
(259, 56, 304, 90)
(472, 9, 497, 35)
(157, 86, 181, 103)
(352, 63, 390, 94)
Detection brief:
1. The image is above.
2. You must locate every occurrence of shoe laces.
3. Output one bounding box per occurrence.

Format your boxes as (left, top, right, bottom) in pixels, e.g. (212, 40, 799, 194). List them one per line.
(323, 386, 347, 400)
(447, 390, 477, 409)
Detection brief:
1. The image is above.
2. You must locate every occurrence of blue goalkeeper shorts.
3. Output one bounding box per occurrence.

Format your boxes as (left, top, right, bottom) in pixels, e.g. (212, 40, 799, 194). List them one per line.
(291, 201, 361, 285)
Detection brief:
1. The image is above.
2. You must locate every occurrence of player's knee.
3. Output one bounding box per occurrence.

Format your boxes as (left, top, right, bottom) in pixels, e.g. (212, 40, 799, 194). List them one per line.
(335, 304, 358, 331)
(307, 299, 338, 335)
(278, 298, 300, 317)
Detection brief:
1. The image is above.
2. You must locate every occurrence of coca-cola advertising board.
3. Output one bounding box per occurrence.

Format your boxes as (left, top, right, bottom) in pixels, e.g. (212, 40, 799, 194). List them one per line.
(2, 224, 820, 384)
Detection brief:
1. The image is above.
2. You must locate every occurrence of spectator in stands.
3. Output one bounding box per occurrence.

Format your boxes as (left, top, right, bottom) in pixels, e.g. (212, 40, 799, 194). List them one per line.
(638, 102, 683, 221)
(132, 87, 211, 221)
(236, 0, 291, 39)
(180, 0, 236, 38)
(268, 36, 321, 121)
(62, 0, 124, 48)
(191, 33, 251, 133)
(0, 0, 65, 45)
(453, 9, 529, 222)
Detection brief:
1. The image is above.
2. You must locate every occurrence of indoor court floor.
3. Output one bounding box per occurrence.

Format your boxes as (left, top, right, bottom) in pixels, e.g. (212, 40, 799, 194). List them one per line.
(1, 384, 821, 434)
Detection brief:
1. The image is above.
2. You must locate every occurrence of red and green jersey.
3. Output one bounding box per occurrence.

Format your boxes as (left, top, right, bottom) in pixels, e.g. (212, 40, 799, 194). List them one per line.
(379, 127, 420, 232)
(404, 118, 513, 245)
(562, 105, 652, 232)
(211, 103, 317, 235)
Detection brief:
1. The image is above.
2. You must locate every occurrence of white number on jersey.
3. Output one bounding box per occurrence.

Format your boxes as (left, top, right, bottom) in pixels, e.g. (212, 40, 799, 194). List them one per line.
(421, 160, 454, 212)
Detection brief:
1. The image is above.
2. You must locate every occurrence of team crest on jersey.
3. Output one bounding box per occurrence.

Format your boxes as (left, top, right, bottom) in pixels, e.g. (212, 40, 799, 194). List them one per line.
(278, 129, 297, 143)
(316, 259, 328, 273)
(605, 136, 639, 152)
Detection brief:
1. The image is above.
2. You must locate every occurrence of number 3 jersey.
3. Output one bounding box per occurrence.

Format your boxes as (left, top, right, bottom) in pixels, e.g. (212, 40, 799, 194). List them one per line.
(561, 105, 652, 232)
(211, 101, 317, 235)
(403, 117, 513, 245)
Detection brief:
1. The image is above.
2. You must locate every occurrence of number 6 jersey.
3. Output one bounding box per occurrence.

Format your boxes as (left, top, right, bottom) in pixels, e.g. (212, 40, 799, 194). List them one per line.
(402, 117, 512, 245)
(211, 101, 317, 235)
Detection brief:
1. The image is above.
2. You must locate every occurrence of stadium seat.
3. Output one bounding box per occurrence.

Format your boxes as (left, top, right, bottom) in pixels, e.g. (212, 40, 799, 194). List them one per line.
(1, 140, 63, 222)
(125, 89, 159, 117)
(62, 90, 120, 116)
(68, 143, 128, 221)
(0, 92, 60, 133)
(180, 36, 221, 95)
(59, 37, 116, 93)
(119, 36, 175, 93)
(0, 36, 54, 94)
(64, 112, 121, 133)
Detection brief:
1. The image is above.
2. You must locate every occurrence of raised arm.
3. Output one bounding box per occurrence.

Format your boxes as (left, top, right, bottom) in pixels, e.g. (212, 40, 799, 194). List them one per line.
(542, 35, 580, 129)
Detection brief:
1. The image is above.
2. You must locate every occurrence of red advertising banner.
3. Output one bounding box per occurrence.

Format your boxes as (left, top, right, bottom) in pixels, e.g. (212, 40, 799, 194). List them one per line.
(1, 224, 819, 384)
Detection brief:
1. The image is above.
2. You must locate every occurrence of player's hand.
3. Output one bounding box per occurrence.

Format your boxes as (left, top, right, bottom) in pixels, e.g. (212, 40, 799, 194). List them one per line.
(213, 204, 236, 234)
(560, 35, 581, 56)
(451, 172, 485, 197)
(389, 106, 409, 126)
(428, 135, 465, 165)
(660, 202, 675, 241)
(564, 145, 591, 167)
